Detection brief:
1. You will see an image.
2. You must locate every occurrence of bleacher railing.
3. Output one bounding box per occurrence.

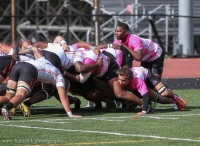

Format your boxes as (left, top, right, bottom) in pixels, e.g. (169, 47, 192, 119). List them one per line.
(83, 0, 173, 51)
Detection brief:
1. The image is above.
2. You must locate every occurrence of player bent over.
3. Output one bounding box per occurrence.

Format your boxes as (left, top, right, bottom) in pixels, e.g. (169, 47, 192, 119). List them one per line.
(114, 67, 186, 118)
(0, 47, 81, 120)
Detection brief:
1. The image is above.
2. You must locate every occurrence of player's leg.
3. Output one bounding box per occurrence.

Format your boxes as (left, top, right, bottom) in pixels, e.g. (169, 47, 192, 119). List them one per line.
(154, 82, 186, 110)
(1, 80, 30, 120)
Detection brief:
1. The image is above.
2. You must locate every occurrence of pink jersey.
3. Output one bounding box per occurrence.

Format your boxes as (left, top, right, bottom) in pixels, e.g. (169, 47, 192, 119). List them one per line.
(113, 34, 162, 62)
(101, 47, 122, 67)
(73, 48, 109, 77)
(127, 67, 149, 96)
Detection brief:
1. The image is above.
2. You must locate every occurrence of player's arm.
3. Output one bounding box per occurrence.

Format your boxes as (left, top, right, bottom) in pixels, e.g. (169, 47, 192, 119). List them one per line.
(141, 93, 150, 112)
(32, 41, 48, 49)
(74, 58, 102, 73)
(57, 86, 81, 118)
(76, 41, 92, 49)
(21, 40, 32, 50)
(74, 61, 98, 73)
(63, 71, 91, 83)
(95, 43, 119, 50)
(19, 46, 42, 59)
(120, 44, 142, 61)
(134, 92, 150, 118)
(134, 81, 150, 118)
(113, 80, 142, 105)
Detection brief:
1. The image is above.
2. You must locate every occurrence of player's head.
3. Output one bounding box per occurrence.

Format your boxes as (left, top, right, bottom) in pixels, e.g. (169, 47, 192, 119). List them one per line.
(116, 67, 132, 87)
(115, 22, 130, 40)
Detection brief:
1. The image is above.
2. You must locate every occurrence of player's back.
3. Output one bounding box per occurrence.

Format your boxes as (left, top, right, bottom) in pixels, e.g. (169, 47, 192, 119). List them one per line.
(26, 57, 64, 87)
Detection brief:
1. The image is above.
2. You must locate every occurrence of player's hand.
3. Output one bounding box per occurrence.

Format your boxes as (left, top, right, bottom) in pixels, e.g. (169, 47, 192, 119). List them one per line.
(96, 57, 103, 67)
(112, 44, 120, 49)
(69, 114, 82, 118)
(63, 43, 70, 51)
(93, 48, 100, 55)
(134, 111, 146, 119)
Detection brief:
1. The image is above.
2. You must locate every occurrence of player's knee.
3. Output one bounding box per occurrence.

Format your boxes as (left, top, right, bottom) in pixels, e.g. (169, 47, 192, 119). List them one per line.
(17, 84, 31, 96)
(42, 88, 57, 99)
(5, 91, 15, 100)
(6, 87, 16, 99)
(158, 85, 168, 96)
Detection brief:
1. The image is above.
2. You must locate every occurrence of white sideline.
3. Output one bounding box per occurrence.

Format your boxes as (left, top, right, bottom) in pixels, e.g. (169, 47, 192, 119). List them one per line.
(0, 123, 200, 143)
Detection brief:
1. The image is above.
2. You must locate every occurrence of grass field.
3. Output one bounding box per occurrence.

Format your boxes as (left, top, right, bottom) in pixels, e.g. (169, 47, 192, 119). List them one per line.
(0, 89, 200, 146)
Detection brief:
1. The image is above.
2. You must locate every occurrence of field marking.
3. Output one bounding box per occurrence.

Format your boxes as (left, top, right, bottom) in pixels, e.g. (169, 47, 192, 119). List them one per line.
(24, 140, 159, 146)
(146, 116, 179, 119)
(37, 120, 68, 124)
(151, 113, 200, 117)
(36, 140, 159, 146)
(0, 123, 200, 143)
(0, 117, 126, 124)
(0, 119, 68, 124)
(0, 113, 200, 124)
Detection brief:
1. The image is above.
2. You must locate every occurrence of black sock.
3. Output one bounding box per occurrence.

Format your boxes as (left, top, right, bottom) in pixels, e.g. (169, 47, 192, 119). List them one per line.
(4, 102, 14, 110)
(24, 100, 31, 107)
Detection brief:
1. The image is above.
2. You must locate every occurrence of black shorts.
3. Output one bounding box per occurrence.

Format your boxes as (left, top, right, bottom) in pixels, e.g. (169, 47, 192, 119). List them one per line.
(68, 76, 96, 96)
(9, 62, 38, 88)
(41, 50, 61, 69)
(141, 52, 165, 75)
(98, 58, 119, 82)
(145, 69, 160, 89)
(65, 66, 95, 95)
(0, 56, 16, 78)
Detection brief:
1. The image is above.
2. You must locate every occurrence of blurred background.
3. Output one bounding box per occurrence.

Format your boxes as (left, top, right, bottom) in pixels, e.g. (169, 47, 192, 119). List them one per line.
(0, 0, 199, 57)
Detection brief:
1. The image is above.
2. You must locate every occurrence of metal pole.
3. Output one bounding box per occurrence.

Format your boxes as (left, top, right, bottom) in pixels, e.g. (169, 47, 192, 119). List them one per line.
(36, 1, 39, 41)
(178, 0, 194, 56)
(11, 0, 16, 42)
(134, 0, 138, 30)
(93, 0, 100, 45)
(165, 5, 169, 53)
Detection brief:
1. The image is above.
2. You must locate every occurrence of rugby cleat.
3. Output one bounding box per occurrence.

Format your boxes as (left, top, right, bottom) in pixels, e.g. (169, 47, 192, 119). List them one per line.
(173, 94, 186, 110)
(1, 106, 11, 120)
(10, 108, 16, 116)
(18, 103, 31, 117)
(86, 101, 95, 108)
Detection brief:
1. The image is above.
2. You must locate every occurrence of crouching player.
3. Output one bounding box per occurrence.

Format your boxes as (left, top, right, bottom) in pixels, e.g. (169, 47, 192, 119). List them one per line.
(0, 47, 81, 120)
(114, 67, 186, 118)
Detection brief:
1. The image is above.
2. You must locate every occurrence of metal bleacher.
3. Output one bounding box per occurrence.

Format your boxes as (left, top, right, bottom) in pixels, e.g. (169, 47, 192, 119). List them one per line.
(84, 0, 175, 51)
(100, 0, 200, 35)
(97, 0, 200, 53)
(0, 0, 200, 54)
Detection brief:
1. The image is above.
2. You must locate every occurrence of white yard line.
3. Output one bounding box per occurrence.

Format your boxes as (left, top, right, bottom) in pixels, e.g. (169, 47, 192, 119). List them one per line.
(149, 113, 200, 117)
(0, 117, 125, 124)
(98, 113, 200, 118)
(146, 116, 179, 119)
(0, 113, 200, 124)
(0, 123, 200, 143)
